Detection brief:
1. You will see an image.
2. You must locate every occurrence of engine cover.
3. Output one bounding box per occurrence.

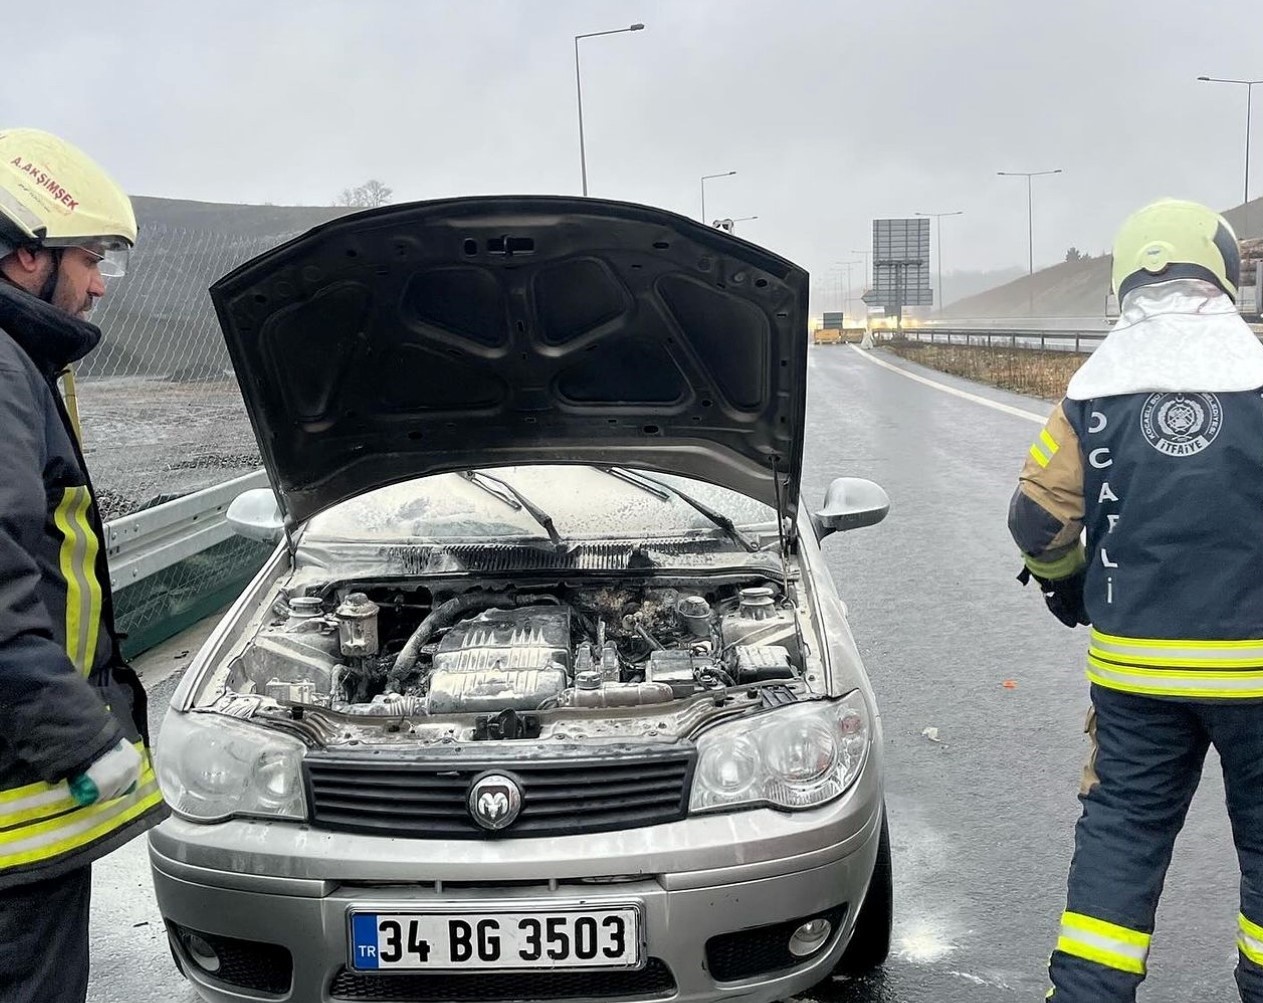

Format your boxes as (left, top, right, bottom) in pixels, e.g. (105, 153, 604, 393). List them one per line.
(427, 606, 571, 713)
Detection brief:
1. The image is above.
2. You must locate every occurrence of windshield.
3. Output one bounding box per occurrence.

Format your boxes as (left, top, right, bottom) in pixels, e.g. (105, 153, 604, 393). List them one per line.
(299, 465, 776, 547)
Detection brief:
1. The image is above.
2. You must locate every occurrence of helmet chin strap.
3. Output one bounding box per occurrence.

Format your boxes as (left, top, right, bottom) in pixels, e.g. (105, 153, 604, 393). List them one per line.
(36, 247, 64, 305)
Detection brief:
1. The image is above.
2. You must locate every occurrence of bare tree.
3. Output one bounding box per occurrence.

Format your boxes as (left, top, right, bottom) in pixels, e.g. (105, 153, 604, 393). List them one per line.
(335, 179, 393, 208)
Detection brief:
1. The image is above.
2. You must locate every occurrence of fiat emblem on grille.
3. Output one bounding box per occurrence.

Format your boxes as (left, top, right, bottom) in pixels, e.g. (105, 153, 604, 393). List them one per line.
(468, 774, 523, 830)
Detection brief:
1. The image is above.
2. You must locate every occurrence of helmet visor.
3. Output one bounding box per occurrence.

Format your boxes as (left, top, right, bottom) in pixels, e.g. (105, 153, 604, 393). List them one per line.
(78, 237, 130, 277)
(45, 236, 131, 277)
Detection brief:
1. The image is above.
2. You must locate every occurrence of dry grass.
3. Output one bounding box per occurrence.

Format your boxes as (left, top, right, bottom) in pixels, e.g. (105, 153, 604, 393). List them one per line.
(883, 342, 1088, 401)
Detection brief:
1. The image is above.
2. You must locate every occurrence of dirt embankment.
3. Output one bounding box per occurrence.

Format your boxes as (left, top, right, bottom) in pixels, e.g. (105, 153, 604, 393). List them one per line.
(882, 342, 1086, 402)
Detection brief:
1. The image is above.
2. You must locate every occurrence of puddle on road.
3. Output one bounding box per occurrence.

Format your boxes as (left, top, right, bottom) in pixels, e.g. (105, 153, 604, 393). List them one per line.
(894, 916, 956, 964)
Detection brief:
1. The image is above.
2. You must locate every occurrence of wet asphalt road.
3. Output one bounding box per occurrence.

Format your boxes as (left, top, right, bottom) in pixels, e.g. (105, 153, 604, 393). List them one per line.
(88, 346, 1244, 1002)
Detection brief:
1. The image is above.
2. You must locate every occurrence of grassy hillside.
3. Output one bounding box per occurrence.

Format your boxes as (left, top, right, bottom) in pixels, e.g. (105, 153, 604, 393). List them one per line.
(941, 196, 1263, 320)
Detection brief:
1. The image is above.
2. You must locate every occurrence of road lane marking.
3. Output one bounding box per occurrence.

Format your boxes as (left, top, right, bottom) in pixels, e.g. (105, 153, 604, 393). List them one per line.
(847, 345, 1045, 424)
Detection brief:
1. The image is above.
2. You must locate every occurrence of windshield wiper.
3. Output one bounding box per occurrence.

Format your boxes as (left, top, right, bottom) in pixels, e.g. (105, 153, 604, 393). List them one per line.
(596, 465, 672, 500)
(458, 471, 564, 549)
(599, 466, 759, 553)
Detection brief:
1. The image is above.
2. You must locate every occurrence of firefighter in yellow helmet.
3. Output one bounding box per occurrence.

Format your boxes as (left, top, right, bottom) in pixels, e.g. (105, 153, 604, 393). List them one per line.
(1009, 198, 1263, 1001)
(0, 129, 166, 1003)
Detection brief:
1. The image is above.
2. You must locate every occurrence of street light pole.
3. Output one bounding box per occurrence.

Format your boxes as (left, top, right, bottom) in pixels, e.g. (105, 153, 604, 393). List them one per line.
(851, 248, 870, 299)
(998, 169, 1063, 316)
(1197, 76, 1263, 214)
(842, 260, 862, 319)
(915, 210, 964, 311)
(832, 260, 861, 320)
(700, 171, 736, 224)
(574, 23, 645, 196)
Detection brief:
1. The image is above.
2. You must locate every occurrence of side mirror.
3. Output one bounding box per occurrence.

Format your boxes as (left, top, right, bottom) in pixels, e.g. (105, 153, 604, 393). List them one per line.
(813, 477, 890, 539)
(226, 488, 285, 545)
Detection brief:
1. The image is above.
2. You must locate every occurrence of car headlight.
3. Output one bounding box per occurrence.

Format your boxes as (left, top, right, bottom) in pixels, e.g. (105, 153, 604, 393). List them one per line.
(690, 692, 870, 813)
(154, 710, 307, 822)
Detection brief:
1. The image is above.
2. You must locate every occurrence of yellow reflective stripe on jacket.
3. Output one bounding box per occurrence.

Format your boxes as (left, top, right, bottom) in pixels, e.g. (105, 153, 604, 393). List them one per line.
(1056, 911, 1149, 975)
(1240, 914, 1263, 966)
(53, 487, 103, 676)
(0, 779, 163, 870)
(0, 744, 158, 868)
(1023, 546, 1086, 581)
(0, 757, 155, 843)
(1026, 428, 1061, 470)
(0, 742, 151, 830)
(1087, 657, 1263, 699)
(0, 781, 78, 829)
(1091, 629, 1263, 666)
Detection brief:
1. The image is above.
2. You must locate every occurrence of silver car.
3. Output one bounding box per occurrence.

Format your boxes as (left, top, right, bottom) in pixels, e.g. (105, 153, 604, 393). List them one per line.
(148, 196, 893, 1003)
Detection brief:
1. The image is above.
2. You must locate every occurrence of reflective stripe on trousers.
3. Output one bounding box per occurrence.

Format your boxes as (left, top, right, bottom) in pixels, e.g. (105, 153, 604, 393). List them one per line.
(0, 746, 163, 872)
(1056, 911, 1150, 975)
(52, 486, 102, 676)
(1088, 629, 1263, 699)
(1243, 914, 1263, 967)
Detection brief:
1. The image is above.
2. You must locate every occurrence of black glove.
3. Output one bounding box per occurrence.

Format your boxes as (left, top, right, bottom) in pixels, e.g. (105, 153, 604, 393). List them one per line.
(1017, 565, 1090, 628)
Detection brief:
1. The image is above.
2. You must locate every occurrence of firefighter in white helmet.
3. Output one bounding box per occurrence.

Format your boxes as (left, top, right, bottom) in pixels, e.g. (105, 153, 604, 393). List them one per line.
(0, 129, 166, 1003)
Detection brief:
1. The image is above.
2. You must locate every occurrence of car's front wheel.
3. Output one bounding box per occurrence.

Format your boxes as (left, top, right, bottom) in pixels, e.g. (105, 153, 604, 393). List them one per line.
(832, 803, 892, 975)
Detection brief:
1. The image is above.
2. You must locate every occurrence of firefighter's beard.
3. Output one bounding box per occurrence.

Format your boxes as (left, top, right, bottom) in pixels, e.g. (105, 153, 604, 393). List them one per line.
(50, 277, 96, 320)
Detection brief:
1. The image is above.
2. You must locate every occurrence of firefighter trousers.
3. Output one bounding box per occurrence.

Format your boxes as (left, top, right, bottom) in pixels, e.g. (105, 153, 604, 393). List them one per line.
(0, 864, 91, 1003)
(1048, 685, 1263, 1002)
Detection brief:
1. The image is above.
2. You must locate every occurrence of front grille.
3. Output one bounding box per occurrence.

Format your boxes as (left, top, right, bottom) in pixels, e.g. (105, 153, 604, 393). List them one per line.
(305, 748, 696, 838)
(705, 905, 848, 982)
(328, 959, 676, 1001)
(166, 921, 293, 994)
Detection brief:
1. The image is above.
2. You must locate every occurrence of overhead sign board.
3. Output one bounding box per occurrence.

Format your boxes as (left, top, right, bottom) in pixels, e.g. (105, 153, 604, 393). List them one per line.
(872, 218, 932, 308)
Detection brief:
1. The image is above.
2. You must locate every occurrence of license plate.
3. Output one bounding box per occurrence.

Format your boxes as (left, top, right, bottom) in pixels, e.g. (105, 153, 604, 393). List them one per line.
(349, 906, 642, 971)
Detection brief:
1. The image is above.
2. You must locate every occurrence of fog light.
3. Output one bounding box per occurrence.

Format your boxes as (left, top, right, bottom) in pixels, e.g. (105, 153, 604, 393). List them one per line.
(182, 932, 222, 973)
(787, 917, 832, 958)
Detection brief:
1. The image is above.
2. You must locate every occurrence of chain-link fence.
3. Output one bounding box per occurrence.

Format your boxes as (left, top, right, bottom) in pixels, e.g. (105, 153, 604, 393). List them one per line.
(72, 197, 351, 655)
(78, 220, 303, 520)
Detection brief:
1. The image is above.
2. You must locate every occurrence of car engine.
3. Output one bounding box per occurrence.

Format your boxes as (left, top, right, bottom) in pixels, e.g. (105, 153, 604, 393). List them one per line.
(226, 580, 803, 716)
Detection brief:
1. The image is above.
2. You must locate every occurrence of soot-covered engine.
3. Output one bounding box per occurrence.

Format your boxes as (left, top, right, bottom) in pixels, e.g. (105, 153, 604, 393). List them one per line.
(228, 581, 803, 716)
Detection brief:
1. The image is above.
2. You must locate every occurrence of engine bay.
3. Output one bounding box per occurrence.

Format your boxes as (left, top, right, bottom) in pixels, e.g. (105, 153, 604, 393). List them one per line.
(225, 578, 808, 719)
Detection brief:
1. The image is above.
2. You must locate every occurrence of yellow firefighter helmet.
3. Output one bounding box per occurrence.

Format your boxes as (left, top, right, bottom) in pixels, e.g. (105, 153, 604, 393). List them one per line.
(1111, 198, 1240, 305)
(0, 128, 136, 276)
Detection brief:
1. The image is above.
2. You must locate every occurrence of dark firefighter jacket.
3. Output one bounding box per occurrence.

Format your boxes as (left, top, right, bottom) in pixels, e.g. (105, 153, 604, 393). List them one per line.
(0, 280, 166, 889)
(1010, 386, 1263, 700)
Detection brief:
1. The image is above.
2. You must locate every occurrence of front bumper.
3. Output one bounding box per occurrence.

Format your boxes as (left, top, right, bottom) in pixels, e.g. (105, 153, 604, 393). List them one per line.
(150, 758, 882, 1003)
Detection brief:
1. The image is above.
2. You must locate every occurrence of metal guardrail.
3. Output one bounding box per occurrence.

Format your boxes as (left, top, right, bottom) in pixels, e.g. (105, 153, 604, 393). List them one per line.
(103, 468, 268, 591)
(901, 328, 1107, 353)
(900, 319, 1263, 352)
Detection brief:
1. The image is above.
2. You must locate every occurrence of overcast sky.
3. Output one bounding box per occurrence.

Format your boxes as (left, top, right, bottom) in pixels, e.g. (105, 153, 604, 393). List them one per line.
(10, 0, 1262, 308)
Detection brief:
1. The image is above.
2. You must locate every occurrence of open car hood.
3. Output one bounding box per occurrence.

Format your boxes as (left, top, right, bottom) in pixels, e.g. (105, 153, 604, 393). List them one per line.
(210, 196, 809, 529)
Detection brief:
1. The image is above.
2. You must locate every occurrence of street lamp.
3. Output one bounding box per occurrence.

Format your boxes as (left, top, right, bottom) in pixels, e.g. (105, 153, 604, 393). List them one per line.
(998, 169, 1063, 316)
(842, 260, 863, 317)
(832, 260, 863, 319)
(701, 171, 736, 223)
(710, 215, 757, 234)
(851, 248, 870, 297)
(915, 210, 964, 311)
(829, 263, 845, 316)
(1197, 75, 1263, 213)
(574, 23, 645, 196)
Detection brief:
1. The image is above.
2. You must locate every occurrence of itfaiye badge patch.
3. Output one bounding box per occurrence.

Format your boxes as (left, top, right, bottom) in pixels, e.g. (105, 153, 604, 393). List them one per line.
(1139, 392, 1222, 457)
